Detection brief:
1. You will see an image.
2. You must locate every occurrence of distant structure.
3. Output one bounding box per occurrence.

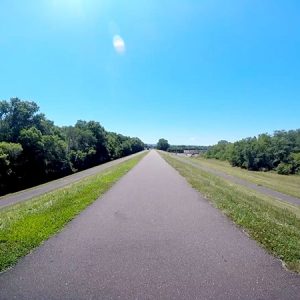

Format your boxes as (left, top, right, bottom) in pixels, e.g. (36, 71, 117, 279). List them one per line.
(168, 145, 210, 154)
(183, 149, 200, 156)
(145, 144, 156, 150)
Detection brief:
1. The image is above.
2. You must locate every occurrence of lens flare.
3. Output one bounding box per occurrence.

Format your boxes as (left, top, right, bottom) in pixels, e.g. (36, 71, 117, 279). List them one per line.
(113, 35, 126, 54)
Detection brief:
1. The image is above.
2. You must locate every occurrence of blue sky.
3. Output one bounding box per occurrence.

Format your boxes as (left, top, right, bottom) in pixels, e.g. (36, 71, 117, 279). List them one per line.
(0, 0, 299, 145)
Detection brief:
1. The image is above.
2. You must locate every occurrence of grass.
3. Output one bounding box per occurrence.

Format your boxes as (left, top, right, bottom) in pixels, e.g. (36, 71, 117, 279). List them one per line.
(160, 152, 300, 273)
(187, 156, 300, 199)
(0, 153, 146, 273)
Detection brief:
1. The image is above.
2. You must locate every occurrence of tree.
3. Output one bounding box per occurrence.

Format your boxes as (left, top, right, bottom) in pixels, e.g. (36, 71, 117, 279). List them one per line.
(41, 135, 71, 178)
(0, 142, 23, 194)
(290, 152, 300, 174)
(205, 140, 231, 160)
(0, 98, 40, 142)
(130, 137, 144, 153)
(157, 138, 170, 151)
(205, 129, 300, 174)
(0, 98, 145, 194)
(106, 132, 122, 160)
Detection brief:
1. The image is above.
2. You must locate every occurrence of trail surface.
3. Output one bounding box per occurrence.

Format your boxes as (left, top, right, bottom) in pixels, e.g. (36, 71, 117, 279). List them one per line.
(172, 154, 300, 206)
(0, 151, 145, 209)
(0, 150, 299, 299)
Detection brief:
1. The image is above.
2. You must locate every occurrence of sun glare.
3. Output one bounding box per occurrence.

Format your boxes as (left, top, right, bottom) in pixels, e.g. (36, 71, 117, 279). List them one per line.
(51, 0, 85, 18)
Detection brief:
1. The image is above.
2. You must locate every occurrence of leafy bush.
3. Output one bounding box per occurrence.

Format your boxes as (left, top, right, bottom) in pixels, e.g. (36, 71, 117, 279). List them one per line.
(276, 162, 293, 175)
(291, 152, 300, 174)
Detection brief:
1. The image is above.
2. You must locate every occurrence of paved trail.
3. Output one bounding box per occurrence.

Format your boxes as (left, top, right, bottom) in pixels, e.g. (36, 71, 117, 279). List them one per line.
(0, 151, 145, 209)
(0, 151, 299, 299)
(173, 155, 300, 206)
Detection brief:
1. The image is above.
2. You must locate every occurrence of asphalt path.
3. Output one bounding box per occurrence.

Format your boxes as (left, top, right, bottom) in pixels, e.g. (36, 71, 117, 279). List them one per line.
(0, 151, 146, 209)
(0, 150, 299, 299)
(172, 154, 300, 206)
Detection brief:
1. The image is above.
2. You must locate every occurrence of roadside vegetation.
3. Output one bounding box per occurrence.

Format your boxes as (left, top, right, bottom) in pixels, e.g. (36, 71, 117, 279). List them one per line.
(0, 153, 145, 272)
(185, 156, 300, 199)
(205, 130, 300, 175)
(161, 152, 300, 273)
(0, 98, 144, 196)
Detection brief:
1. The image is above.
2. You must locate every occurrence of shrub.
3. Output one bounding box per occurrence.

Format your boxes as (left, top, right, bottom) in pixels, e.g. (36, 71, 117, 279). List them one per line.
(276, 162, 293, 175)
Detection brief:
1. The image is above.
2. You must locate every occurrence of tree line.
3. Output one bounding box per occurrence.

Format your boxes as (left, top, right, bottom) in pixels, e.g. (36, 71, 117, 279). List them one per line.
(0, 98, 144, 195)
(155, 138, 210, 153)
(205, 130, 300, 175)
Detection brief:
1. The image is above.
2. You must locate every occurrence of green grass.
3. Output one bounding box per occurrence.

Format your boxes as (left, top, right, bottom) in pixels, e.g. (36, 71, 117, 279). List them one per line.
(186, 156, 300, 199)
(161, 152, 300, 273)
(0, 153, 146, 272)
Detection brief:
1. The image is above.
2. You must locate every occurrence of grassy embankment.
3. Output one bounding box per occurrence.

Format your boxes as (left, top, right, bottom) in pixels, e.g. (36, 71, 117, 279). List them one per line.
(0, 153, 146, 272)
(187, 156, 300, 199)
(161, 152, 300, 273)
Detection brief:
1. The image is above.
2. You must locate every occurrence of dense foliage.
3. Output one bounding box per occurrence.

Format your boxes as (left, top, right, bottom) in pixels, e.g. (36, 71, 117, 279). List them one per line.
(0, 98, 144, 195)
(156, 138, 170, 151)
(205, 131, 300, 175)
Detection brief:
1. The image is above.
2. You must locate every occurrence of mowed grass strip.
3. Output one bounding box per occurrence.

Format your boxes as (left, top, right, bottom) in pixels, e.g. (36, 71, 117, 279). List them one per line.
(161, 153, 300, 273)
(0, 153, 146, 272)
(191, 156, 300, 199)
